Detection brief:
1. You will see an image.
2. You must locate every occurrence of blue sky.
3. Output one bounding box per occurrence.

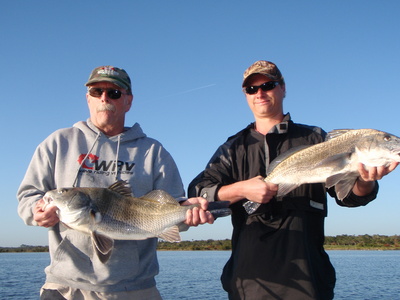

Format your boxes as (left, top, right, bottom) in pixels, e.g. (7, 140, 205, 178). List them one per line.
(2, 1, 400, 247)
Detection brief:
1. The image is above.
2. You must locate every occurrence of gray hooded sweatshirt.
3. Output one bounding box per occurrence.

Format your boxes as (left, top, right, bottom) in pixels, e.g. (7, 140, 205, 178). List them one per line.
(17, 119, 185, 292)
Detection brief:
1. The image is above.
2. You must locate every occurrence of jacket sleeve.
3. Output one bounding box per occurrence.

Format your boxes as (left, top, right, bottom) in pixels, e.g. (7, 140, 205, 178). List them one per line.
(16, 143, 56, 226)
(327, 182, 379, 207)
(188, 143, 233, 202)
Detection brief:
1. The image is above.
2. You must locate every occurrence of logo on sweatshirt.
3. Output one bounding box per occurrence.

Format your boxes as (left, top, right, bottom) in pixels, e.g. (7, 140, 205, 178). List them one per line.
(78, 153, 135, 176)
(78, 154, 99, 170)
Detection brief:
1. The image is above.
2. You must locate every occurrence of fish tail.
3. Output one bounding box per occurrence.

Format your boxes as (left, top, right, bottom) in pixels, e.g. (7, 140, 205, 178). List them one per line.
(243, 200, 261, 214)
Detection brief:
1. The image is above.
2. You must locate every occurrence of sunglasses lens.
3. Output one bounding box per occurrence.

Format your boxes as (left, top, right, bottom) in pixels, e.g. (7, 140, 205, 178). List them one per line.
(245, 86, 258, 95)
(107, 89, 122, 99)
(89, 88, 123, 99)
(260, 81, 278, 92)
(89, 88, 103, 97)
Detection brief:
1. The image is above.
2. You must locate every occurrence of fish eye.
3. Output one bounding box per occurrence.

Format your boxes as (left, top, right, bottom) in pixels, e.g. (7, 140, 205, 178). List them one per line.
(57, 189, 67, 194)
(383, 135, 391, 142)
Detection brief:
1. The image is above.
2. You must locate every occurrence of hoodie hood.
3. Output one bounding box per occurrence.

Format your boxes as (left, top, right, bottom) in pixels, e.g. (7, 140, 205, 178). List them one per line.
(71, 119, 148, 186)
(73, 119, 147, 142)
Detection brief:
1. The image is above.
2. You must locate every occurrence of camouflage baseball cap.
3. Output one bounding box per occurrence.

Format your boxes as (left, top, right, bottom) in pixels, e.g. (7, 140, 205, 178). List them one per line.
(85, 66, 131, 90)
(242, 60, 284, 87)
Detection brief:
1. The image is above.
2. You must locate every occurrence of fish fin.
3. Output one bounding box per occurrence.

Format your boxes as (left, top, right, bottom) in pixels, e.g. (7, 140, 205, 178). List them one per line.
(316, 153, 352, 170)
(333, 176, 359, 200)
(60, 222, 73, 229)
(141, 190, 179, 205)
(277, 183, 301, 197)
(158, 225, 181, 242)
(267, 145, 311, 174)
(91, 231, 114, 263)
(108, 180, 133, 197)
(243, 201, 261, 214)
(326, 173, 346, 188)
(326, 129, 353, 141)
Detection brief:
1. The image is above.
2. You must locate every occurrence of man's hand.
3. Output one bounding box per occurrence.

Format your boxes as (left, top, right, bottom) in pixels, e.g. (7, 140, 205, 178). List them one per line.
(243, 176, 279, 204)
(217, 176, 278, 204)
(180, 197, 214, 226)
(358, 161, 399, 181)
(353, 162, 399, 196)
(33, 198, 59, 228)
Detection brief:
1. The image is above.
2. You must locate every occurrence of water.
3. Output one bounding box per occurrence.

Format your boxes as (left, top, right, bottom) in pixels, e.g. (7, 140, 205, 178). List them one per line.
(329, 250, 400, 300)
(0, 250, 399, 299)
(0, 252, 49, 299)
(157, 251, 227, 299)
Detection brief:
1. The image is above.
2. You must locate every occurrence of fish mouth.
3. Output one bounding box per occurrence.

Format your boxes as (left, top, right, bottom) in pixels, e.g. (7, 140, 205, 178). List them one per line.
(42, 195, 55, 211)
(393, 148, 400, 160)
(396, 153, 400, 162)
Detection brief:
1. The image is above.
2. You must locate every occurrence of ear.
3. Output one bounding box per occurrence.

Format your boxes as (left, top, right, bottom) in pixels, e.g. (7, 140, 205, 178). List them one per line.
(280, 84, 286, 98)
(125, 94, 134, 112)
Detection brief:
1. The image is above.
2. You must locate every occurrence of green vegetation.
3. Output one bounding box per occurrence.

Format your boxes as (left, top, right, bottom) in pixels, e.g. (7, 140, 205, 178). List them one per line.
(0, 244, 49, 253)
(158, 239, 232, 251)
(157, 235, 400, 251)
(324, 234, 400, 250)
(1, 235, 399, 252)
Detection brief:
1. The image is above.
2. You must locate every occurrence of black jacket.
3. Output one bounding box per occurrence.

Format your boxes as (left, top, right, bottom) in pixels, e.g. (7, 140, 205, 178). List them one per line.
(188, 114, 378, 300)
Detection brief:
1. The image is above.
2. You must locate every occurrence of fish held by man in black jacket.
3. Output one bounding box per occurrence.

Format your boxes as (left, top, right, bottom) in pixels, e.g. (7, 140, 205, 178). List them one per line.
(244, 129, 400, 214)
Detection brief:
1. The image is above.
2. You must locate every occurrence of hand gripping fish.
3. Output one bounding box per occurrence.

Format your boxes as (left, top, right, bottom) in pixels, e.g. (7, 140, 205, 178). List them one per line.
(244, 129, 400, 214)
(43, 181, 231, 262)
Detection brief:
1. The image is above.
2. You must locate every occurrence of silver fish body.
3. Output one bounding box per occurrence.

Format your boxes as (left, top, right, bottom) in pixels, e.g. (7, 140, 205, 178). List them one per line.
(43, 181, 231, 262)
(244, 129, 400, 214)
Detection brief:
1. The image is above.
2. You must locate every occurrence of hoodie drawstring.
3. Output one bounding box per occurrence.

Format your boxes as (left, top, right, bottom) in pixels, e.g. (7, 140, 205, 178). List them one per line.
(72, 132, 101, 187)
(114, 135, 121, 182)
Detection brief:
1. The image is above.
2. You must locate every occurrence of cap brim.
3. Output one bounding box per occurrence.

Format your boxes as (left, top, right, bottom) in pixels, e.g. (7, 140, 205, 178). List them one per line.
(242, 73, 277, 87)
(85, 78, 129, 90)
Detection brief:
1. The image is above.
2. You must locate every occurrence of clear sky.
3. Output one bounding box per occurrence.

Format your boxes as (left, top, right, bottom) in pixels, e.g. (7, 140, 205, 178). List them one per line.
(2, 1, 400, 247)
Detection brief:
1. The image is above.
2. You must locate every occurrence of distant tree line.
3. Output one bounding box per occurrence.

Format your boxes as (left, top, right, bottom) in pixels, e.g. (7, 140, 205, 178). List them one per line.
(158, 235, 400, 251)
(0, 244, 49, 253)
(1, 235, 399, 252)
(158, 239, 232, 251)
(324, 234, 400, 250)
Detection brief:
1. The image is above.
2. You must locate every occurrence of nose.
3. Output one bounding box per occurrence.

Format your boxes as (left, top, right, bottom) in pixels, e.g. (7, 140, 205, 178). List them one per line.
(255, 87, 265, 96)
(99, 90, 111, 102)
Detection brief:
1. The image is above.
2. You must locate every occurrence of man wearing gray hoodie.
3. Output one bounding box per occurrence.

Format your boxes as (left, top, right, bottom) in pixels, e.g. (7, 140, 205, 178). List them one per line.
(17, 66, 212, 299)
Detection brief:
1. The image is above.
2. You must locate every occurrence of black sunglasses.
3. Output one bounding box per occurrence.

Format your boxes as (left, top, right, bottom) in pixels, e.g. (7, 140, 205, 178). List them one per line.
(244, 81, 280, 95)
(88, 88, 126, 100)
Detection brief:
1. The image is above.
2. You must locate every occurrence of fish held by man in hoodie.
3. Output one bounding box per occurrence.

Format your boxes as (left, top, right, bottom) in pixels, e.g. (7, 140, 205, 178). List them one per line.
(243, 129, 400, 214)
(43, 181, 231, 263)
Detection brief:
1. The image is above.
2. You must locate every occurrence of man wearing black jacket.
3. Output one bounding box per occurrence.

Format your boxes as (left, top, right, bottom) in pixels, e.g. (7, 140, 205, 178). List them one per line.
(188, 60, 398, 299)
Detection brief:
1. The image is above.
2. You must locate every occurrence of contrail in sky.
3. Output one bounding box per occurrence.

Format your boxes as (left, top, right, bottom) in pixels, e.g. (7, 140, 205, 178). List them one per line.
(156, 84, 216, 99)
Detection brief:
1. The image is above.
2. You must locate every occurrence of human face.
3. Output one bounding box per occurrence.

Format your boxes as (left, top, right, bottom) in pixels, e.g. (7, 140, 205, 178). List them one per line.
(86, 82, 133, 136)
(244, 74, 286, 120)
